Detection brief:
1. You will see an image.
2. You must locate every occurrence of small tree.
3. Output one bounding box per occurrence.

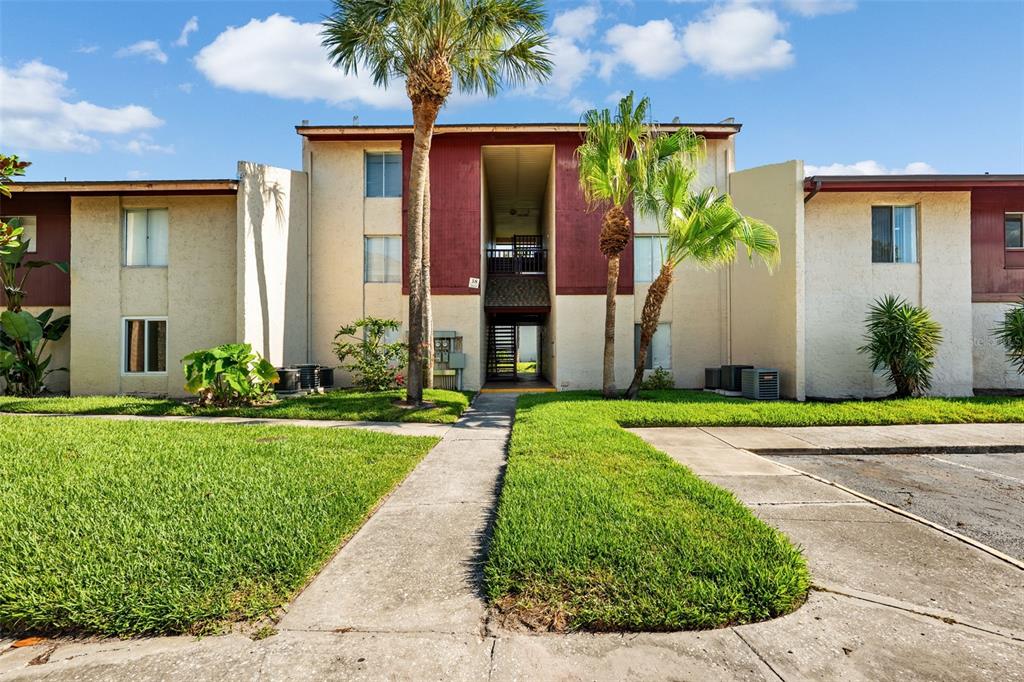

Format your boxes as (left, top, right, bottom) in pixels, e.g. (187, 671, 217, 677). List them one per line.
(183, 343, 278, 407)
(858, 295, 942, 398)
(333, 317, 408, 391)
(992, 297, 1024, 375)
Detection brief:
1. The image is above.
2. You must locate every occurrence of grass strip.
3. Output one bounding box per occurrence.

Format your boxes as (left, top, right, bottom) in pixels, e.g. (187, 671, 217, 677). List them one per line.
(0, 416, 437, 636)
(0, 388, 472, 424)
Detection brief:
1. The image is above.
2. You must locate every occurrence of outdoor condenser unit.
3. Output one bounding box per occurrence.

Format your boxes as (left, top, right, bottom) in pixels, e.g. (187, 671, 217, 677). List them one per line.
(720, 365, 753, 392)
(741, 368, 780, 400)
(704, 368, 721, 390)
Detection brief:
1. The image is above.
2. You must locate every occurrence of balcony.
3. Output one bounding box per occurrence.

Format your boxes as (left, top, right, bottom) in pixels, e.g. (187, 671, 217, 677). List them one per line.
(486, 247, 547, 275)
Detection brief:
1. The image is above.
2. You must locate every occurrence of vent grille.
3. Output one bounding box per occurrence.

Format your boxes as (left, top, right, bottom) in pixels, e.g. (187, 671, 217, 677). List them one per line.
(704, 367, 721, 389)
(742, 368, 780, 400)
(721, 364, 753, 392)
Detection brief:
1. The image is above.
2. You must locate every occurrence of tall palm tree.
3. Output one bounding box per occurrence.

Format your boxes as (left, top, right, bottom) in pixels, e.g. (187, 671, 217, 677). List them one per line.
(625, 159, 780, 399)
(577, 94, 697, 398)
(322, 0, 552, 404)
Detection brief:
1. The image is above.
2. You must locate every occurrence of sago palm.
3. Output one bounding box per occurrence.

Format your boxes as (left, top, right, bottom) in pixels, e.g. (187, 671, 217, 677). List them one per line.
(322, 0, 552, 404)
(625, 161, 780, 399)
(577, 93, 699, 398)
(859, 294, 942, 398)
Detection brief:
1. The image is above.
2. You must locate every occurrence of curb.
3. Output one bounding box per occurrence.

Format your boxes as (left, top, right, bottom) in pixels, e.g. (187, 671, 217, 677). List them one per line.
(749, 444, 1024, 456)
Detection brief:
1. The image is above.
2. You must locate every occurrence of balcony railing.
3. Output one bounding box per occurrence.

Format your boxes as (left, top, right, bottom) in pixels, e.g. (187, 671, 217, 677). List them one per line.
(486, 248, 547, 275)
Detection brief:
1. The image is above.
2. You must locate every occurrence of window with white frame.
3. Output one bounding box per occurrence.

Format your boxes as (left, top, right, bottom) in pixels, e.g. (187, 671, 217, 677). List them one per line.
(634, 235, 668, 283)
(871, 205, 917, 263)
(365, 152, 402, 198)
(124, 209, 168, 266)
(1, 216, 37, 252)
(123, 318, 167, 374)
(364, 236, 402, 282)
(634, 322, 671, 369)
(1005, 213, 1023, 249)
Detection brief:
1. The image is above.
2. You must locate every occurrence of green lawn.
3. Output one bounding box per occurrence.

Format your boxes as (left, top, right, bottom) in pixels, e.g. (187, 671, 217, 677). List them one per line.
(0, 416, 438, 636)
(0, 388, 472, 424)
(484, 392, 811, 632)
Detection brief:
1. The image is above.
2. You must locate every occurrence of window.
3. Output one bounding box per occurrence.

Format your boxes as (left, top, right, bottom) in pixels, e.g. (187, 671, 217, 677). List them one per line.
(634, 235, 668, 283)
(365, 152, 402, 198)
(364, 236, 402, 282)
(1006, 213, 1023, 249)
(634, 323, 671, 369)
(1, 216, 37, 252)
(123, 318, 167, 374)
(124, 209, 168, 266)
(871, 205, 917, 263)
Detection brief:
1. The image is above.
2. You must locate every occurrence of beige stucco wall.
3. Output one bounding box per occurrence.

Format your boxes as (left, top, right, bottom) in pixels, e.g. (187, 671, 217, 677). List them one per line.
(70, 194, 237, 396)
(236, 161, 308, 367)
(729, 160, 805, 399)
(803, 191, 973, 398)
(972, 302, 1024, 390)
(554, 294, 635, 390)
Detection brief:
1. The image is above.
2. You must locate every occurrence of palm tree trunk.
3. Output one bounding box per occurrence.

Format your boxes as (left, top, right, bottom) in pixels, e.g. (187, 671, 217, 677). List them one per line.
(625, 262, 674, 399)
(422, 162, 434, 390)
(406, 103, 437, 405)
(602, 253, 619, 398)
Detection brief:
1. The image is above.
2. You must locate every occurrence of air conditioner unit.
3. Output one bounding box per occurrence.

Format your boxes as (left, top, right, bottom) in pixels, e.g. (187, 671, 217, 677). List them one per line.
(720, 364, 753, 392)
(704, 367, 721, 389)
(742, 368, 780, 400)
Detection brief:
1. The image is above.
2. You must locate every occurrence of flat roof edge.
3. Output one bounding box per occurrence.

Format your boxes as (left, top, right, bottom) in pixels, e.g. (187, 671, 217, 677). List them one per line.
(804, 174, 1024, 191)
(296, 122, 742, 138)
(7, 180, 239, 195)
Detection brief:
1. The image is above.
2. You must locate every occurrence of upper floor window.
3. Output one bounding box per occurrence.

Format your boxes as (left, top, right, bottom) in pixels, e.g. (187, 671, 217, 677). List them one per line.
(364, 236, 402, 282)
(124, 208, 168, 267)
(1005, 213, 1023, 249)
(1, 215, 36, 252)
(365, 152, 402, 198)
(634, 235, 668, 283)
(871, 205, 917, 263)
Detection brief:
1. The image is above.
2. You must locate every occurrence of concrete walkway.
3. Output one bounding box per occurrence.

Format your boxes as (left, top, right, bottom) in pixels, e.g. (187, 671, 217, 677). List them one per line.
(0, 411, 451, 437)
(4, 415, 1024, 680)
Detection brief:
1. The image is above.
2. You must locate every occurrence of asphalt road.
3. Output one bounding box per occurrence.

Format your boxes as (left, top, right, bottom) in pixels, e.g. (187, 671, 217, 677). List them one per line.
(765, 451, 1024, 561)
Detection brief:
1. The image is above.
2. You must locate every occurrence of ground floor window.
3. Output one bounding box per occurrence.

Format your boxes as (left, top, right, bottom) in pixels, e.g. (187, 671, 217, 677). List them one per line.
(123, 318, 167, 374)
(635, 322, 671, 369)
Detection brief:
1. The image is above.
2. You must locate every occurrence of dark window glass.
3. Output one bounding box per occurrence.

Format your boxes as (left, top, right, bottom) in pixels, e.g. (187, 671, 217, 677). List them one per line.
(871, 206, 894, 263)
(125, 320, 145, 373)
(147, 320, 167, 372)
(384, 153, 402, 197)
(365, 152, 402, 198)
(365, 153, 384, 197)
(1006, 214, 1023, 249)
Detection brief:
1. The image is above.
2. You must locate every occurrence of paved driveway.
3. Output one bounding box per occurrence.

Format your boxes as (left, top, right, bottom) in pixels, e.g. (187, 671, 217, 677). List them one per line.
(765, 451, 1024, 560)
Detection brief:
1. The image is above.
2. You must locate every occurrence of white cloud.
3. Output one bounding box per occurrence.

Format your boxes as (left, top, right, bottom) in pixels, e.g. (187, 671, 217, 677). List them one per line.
(74, 44, 99, 54)
(194, 14, 405, 109)
(121, 135, 175, 155)
(602, 19, 687, 78)
(605, 90, 626, 104)
(178, 82, 194, 94)
(782, 0, 856, 17)
(551, 4, 600, 42)
(174, 16, 199, 47)
(0, 60, 163, 152)
(804, 160, 938, 176)
(682, 3, 794, 76)
(568, 97, 595, 114)
(116, 40, 169, 64)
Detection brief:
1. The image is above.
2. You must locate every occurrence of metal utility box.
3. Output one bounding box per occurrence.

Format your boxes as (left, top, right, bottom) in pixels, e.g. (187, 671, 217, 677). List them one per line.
(720, 364, 753, 392)
(704, 367, 721, 390)
(741, 368, 780, 400)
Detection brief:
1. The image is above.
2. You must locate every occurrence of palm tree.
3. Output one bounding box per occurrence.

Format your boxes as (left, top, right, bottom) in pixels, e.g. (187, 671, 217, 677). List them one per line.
(624, 158, 780, 399)
(577, 94, 698, 398)
(322, 0, 552, 404)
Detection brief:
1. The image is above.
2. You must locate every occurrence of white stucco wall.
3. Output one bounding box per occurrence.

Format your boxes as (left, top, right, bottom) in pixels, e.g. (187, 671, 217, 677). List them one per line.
(729, 160, 805, 399)
(70, 194, 237, 396)
(972, 302, 1024, 390)
(554, 294, 635, 390)
(236, 162, 308, 368)
(804, 191, 974, 398)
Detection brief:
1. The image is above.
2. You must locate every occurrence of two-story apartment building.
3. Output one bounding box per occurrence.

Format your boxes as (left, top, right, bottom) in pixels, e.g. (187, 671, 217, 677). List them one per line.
(3, 121, 1022, 399)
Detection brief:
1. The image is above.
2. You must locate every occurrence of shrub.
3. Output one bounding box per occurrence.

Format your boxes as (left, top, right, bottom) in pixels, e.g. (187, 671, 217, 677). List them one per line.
(858, 295, 942, 398)
(182, 343, 278, 407)
(0, 309, 70, 396)
(641, 366, 675, 390)
(992, 298, 1024, 375)
(333, 317, 407, 391)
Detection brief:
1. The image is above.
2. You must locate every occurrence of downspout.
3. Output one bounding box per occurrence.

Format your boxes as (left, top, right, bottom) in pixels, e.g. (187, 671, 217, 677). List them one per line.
(803, 178, 822, 204)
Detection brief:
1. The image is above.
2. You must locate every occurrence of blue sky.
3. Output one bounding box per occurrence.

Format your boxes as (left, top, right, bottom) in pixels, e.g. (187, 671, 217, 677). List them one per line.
(2, 0, 1022, 181)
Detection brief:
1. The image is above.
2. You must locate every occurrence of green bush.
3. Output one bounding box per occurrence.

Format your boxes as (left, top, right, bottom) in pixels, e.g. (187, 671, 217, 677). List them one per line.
(993, 298, 1024, 375)
(641, 366, 675, 390)
(0, 309, 69, 396)
(333, 317, 407, 391)
(182, 343, 278, 407)
(858, 295, 942, 398)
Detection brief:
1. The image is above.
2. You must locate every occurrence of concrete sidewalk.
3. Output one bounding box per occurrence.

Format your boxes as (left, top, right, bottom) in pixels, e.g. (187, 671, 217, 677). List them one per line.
(0, 411, 452, 437)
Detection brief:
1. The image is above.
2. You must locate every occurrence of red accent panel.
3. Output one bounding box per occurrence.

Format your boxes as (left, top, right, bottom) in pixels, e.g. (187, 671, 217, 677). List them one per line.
(971, 188, 1024, 300)
(0, 192, 71, 307)
(553, 135, 632, 295)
